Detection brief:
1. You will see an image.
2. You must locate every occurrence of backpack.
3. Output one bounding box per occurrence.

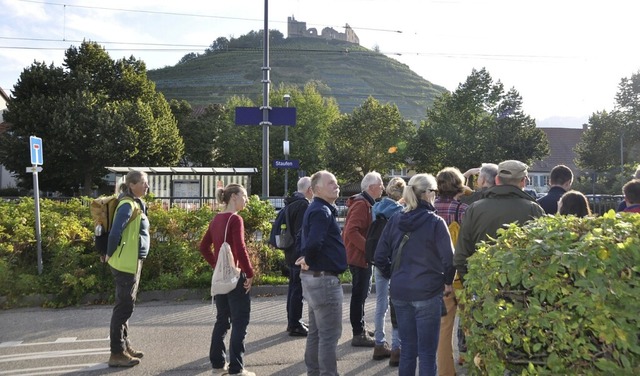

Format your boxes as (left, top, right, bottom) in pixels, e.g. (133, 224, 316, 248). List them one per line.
(269, 206, 294, 250)
(449, 201, 464, 289)
(448, 201, 462, 246)
(211, 214, 241, 295)
(91, 195, 139, 255)
(364, 213, 388, 266)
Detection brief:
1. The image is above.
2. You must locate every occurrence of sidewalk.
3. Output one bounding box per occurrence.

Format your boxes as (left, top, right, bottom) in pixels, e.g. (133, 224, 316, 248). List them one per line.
(145, 285, 469, 375)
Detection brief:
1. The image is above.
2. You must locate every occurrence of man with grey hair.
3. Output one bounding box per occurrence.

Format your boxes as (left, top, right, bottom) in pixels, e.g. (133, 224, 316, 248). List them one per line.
(343, 171, 384, 347)
(460, 163, 499, 205)
(455, 160, 544, 280)
(282, 176, 314, 336)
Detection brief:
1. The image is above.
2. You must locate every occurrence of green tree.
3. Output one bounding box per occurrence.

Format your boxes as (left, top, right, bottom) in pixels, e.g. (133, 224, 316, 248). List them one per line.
(170, 100, 225, 166)
(0, 41, 184, 195)
(325, 96, 416, 183)
(409, 68, 548, 173)
(212, 82, 340, 196)
(576, 70, 640, 174)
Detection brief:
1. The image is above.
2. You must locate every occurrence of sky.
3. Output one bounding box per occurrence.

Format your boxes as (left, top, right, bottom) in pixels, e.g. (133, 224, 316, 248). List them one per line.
(1, 0, 639, 128)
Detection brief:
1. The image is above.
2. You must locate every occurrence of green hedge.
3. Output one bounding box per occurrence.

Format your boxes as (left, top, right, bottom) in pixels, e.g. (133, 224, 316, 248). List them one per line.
(460, 211, 640, 375)
(0, 195, 287, 308)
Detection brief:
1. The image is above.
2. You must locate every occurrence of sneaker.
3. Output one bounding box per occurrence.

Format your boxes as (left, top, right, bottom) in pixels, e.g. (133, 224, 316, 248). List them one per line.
(223, 370, 256, 376)
(289, 325, 308, 337)
(108, 351, 140, 367)
(372, 342, 392, 360)
(126, 346, 144, 358)
(351, 332, 375, 347)
(389, 349, 400, 367)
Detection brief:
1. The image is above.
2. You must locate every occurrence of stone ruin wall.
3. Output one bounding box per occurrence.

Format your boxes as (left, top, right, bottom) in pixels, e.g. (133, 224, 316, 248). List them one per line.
(287, 16, 360, 45)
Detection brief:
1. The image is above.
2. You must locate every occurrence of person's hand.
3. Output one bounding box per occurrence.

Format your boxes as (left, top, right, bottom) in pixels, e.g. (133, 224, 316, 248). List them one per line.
(463, 168, 480, 178)
(444, 284, 453, 297)
(244, 277, 253, 294)
(295, 257, 309, 270)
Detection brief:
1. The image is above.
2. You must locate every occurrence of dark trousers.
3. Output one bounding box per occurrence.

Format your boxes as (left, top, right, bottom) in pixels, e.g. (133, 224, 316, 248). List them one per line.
(109, 261, 142, 354)
(210, 276, 251, 374)
(286, 266, 304, 328)
(349, 264, 372, 335)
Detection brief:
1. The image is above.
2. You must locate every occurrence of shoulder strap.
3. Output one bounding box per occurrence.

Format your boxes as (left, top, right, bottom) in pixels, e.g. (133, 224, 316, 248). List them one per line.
(118, 197, 140, 229)
(223, 213, 234, 243)
(454, 201, 462, 223)
(391, 232, 411, 274)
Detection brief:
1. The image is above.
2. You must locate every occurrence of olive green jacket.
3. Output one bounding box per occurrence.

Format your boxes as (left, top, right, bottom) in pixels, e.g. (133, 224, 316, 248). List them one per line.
(454, 184, 545, 277)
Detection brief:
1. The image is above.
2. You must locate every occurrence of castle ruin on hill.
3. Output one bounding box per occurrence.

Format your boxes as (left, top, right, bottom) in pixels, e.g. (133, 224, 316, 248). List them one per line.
(287, 16, 359, 45)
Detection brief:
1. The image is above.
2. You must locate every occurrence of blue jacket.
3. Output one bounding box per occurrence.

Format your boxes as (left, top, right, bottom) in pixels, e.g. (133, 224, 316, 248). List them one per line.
(300, 197, 347, 274)
(374, 200, 455, 301)
(372, 197, 404, 221)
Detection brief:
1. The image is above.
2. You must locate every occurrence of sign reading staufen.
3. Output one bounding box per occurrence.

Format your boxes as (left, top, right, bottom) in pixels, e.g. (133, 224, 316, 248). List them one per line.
(273, 159, 299, 169)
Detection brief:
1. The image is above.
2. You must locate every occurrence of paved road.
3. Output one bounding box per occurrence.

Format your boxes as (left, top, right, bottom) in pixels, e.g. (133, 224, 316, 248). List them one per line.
(0, 290, 468, 375)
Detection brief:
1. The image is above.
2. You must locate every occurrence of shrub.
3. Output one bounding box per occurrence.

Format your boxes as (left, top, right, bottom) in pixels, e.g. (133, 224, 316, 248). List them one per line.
(0, 196, 283, 307)
(459, 211, 640, 375)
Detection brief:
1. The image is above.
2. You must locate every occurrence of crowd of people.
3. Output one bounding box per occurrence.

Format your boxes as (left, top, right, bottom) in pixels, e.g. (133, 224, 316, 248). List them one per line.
(102, 161, 640, 375)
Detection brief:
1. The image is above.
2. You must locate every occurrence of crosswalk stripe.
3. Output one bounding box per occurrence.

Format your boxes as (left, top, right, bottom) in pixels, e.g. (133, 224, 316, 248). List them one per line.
(0, 363, 104, 375)
(0, 338, 107, 348)
(0, 348, 110, 363)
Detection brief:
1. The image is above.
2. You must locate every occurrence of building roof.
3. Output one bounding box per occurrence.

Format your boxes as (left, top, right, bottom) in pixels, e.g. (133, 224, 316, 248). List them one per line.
(106, 166, 258, 175)
(530, 127, 584, 175)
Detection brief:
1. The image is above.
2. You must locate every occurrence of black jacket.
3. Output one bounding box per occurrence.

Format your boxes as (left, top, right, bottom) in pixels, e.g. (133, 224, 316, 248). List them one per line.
(283, 192, 310, 265)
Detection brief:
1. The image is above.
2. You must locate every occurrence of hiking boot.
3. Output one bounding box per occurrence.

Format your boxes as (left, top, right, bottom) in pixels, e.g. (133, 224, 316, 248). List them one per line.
(108, 351, 140, 367)
(126, 345, 144, 358)
(372, 342, 392, 360)
(389, 348, 400, 367)
(351, 332, 375, 347)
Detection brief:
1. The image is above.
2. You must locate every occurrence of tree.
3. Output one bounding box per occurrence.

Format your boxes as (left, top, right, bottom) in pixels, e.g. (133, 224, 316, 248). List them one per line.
(325, 96, 416, 183)
(210, 82, 340, 196)
(0, 41, 184, 195)
(170, 100, 227, 166)
(178, 52, 199, 64)
(408, 68, 548, 173)
(205, 37, 229, 54)
(576, 70, 640, 173)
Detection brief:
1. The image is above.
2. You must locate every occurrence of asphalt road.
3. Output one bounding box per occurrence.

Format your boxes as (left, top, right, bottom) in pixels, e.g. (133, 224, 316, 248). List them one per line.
(0, 290, 468, 375)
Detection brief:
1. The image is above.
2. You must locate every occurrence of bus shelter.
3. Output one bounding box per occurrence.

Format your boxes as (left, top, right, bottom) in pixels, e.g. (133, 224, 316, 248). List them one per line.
(106, 166, 258, 210)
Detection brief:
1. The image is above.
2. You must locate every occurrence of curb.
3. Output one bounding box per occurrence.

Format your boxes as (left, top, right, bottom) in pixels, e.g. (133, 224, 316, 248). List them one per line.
(1, 284, 357, 308)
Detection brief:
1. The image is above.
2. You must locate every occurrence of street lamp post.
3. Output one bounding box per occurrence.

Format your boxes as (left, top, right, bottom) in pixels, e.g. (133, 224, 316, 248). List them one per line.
(284, 94, 291, 196)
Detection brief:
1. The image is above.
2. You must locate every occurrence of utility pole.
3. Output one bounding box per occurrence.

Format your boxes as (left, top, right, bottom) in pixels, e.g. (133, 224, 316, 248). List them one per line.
(283, 93, 291, 196)
(260, 0, 271, 197)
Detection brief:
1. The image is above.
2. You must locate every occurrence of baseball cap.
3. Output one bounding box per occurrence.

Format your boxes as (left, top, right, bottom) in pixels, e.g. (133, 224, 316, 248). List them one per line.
(498, 160, 528, 179)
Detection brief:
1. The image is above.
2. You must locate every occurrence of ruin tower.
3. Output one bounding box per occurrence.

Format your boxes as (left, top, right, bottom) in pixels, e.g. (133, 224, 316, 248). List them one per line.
(287, 16, 359, 45)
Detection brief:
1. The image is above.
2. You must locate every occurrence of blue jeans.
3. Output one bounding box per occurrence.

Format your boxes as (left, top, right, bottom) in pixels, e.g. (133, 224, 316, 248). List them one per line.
(349, 264, 372, 335)
(287, 266, 304, 328)
(374, 267, 400, 349)
(210, 276, 251, 374)
(301, 272, 343, 376)
(392, 294, 443, 376)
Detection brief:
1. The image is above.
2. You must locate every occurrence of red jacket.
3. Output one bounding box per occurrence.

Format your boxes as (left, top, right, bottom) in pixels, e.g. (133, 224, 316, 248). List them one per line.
(199, 212, 254, 278)
(343, 193, 373, 268)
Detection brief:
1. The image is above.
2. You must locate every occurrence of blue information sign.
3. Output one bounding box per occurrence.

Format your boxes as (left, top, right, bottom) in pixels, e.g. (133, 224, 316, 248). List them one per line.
(235, 107, 296, 126)
(30, 136, 43, 165)
(273, 159, 300, 169)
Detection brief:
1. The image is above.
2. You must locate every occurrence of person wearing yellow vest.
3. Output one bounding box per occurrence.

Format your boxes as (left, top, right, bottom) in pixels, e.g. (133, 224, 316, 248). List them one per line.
(105, 170, 150, 367)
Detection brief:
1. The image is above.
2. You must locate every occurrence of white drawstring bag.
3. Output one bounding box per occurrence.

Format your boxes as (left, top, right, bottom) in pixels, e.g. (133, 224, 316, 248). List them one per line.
(211, 214, 241, 296)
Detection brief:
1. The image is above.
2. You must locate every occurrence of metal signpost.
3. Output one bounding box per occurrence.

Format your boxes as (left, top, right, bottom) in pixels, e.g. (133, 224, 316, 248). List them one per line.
(29, 136, 44, 274)
(233, 0, 296, 198)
